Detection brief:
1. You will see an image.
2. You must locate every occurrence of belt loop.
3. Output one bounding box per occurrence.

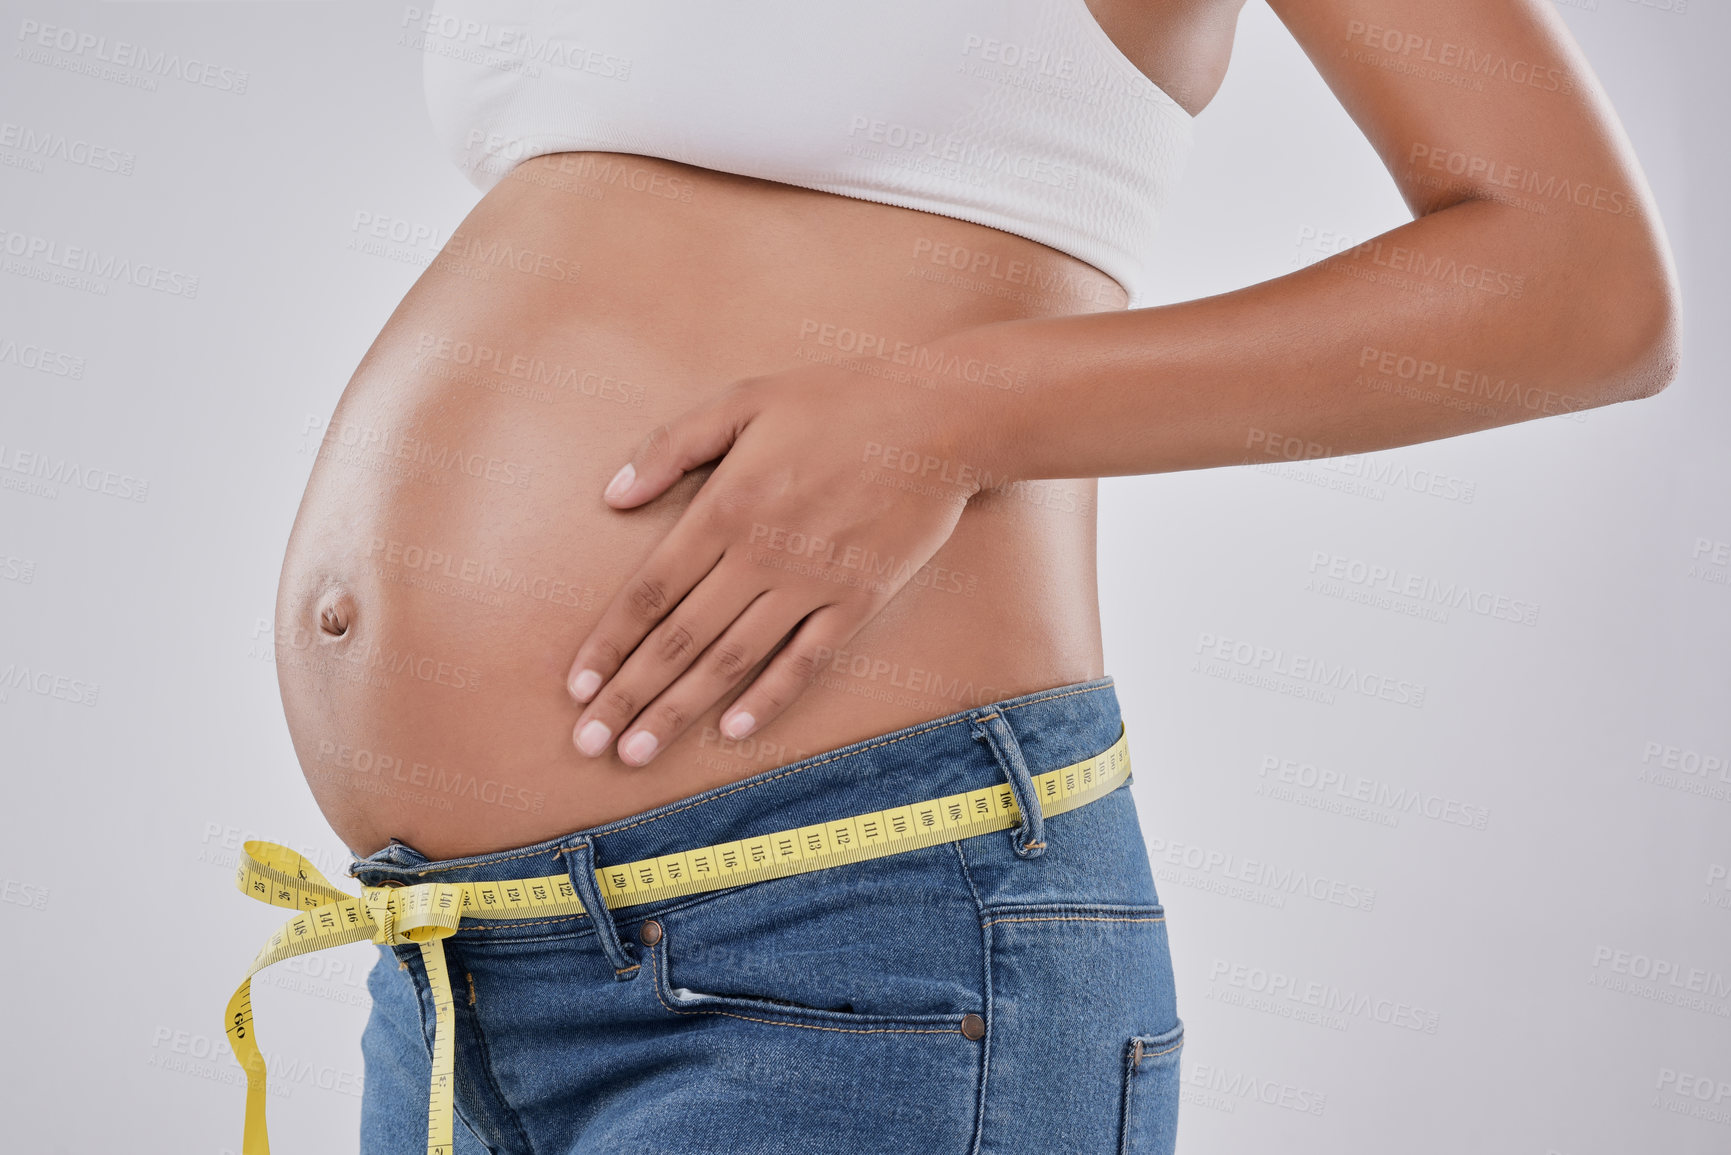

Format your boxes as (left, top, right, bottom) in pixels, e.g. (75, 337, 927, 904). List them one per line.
(563, 839, 640, 981)
(969, 707, 1046, 859)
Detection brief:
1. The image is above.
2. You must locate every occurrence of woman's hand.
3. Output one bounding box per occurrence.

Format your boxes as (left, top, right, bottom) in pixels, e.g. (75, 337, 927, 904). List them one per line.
(564, 361, 990, 765)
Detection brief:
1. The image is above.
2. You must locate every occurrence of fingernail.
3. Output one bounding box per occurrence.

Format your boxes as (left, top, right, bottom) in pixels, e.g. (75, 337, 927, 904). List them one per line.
(570, 668, 601, 701)
(576, 720, 611, 756)
(721, 710, 755, 740)
(619, 730, 658, 765)
(603, 463, 635, 502)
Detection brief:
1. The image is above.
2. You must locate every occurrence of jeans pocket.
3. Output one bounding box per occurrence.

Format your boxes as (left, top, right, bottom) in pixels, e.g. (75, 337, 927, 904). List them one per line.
(646, 921, 973, 1030)
(1120, 1019, 1184, 1155)
(977, 902, 1177, 1151)
(639, 921, 985, 1153)
(636, 847, 985, 1029)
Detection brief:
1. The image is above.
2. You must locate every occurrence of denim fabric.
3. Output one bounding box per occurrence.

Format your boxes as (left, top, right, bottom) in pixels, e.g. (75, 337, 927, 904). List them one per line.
(352, 676, 1183, 1154)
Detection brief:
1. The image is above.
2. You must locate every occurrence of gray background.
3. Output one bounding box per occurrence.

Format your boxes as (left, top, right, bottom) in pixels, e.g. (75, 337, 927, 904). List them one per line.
(2, 2, 1726, 1152)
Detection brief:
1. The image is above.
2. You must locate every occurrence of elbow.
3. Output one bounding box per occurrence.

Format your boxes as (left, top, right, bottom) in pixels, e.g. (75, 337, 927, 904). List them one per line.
(1629, 321, 1681, 400)
(1576, 221, 1683, 404)
(1605, 269, 1681, 402)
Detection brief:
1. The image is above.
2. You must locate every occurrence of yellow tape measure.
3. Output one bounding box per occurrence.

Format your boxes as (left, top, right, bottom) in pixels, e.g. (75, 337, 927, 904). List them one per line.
(225, 724, 1131, 1153)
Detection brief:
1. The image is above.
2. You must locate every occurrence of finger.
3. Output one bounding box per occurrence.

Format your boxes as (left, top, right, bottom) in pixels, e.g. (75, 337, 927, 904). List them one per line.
(610, 591, 814, 767)
(603, 387, 755, 509)
(567, 528, 724, 705)
(716, 602, 870, 742)
(571, 562, 764, 758)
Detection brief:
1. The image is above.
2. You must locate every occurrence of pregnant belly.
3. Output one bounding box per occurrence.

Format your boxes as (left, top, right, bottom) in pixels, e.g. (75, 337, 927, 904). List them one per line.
(276, 153, 1119, 859)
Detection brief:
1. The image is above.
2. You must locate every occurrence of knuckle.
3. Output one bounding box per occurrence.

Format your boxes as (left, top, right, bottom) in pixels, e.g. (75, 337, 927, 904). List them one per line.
(701, 488, 748, 527)
(648, 700, 688, 735)
(627, 578, 670, 621)
(754, 679, 797, 719)
(782, 647, 823, 686)
(643, 422, 675, 459)
(704, 480, 767, 527)
(598, 685, 637, 719)
(588, 636, 628, 671)
(708, 640, 753, 681)
(722, 376, 762, 412)
(656, 622, 699, 664)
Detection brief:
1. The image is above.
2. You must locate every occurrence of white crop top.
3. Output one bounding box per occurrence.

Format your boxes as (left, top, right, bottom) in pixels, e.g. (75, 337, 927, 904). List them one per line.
(417, 0, 1195, 308)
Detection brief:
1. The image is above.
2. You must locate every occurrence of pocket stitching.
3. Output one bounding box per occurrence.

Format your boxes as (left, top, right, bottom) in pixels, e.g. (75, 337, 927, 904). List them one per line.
(979, 901, 1165, 926)
(647, 935, 969, 1036)
(981, 913, 1165, 927)
(1134, 1037, 1183, 1064)
(981, 901, 1164, 913)
(1120, 1022, 1184, 1154)
(1129, 1020, 1186, 1060)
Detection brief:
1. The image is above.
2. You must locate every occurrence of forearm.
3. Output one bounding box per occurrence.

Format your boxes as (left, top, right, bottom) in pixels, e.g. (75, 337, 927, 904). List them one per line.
(936, 194, 1678, 486)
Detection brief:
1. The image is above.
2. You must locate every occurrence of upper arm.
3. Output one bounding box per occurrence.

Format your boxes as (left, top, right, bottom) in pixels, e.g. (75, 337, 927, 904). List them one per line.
(1262, 0, 1652, 219)
(1261, 0, 1679, 384)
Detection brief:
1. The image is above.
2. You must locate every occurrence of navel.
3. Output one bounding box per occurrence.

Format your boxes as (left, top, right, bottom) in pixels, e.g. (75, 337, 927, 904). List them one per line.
(315, 585, 357, 638)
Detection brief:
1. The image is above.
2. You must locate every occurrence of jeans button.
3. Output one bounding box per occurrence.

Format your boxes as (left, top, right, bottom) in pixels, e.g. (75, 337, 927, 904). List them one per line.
(638, 919, 663, 946)
(960, 1013, 986, 1040)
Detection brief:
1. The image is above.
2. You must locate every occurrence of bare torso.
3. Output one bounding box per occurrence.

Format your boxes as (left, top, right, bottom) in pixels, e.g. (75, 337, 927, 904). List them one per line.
(275, 2, 1243, 860)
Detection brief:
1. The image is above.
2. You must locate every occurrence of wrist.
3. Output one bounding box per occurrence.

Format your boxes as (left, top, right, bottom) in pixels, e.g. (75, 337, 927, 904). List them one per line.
(899, 317, 1050, 492)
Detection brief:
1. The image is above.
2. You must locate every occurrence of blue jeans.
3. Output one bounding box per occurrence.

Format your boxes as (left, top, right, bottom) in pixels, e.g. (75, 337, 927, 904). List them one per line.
(352, 676, 1183, 1153)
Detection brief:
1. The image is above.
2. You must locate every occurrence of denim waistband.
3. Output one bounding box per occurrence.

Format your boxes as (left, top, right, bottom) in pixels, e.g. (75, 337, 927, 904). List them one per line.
(347, 675, 1123, 894)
